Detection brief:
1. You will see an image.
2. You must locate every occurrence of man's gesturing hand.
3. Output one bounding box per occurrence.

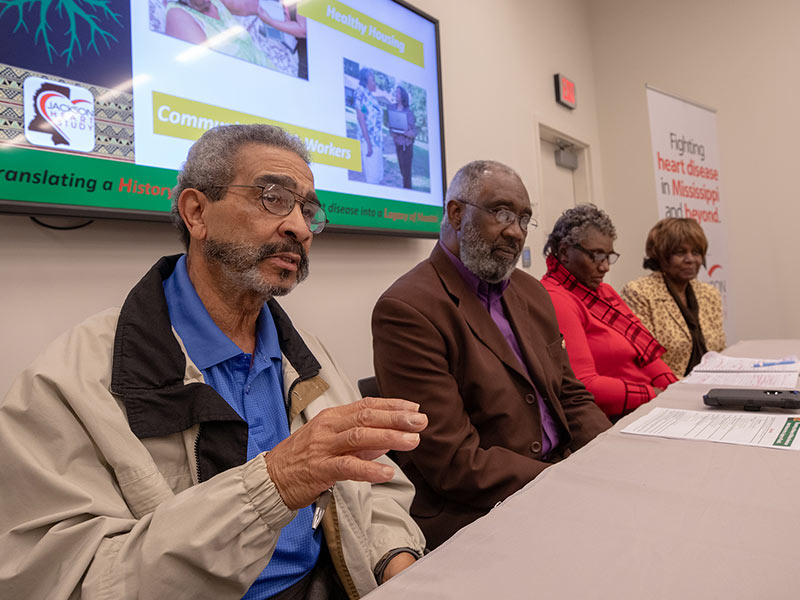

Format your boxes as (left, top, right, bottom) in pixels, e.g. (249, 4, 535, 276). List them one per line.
(264, 397, 428, 510)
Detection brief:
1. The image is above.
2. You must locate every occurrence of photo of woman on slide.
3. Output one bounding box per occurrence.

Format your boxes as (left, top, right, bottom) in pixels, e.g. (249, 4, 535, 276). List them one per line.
(344, 58, 431, 191)
(163, 0, 272, 67)
(257, 0, 308, 79)
(354, 67, 385, 185)
(149, 0, 307, 79)
(389, 86, 417, 189)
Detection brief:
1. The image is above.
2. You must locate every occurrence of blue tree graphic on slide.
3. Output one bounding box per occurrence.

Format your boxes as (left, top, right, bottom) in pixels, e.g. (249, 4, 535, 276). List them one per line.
(0, 0, 122, 65)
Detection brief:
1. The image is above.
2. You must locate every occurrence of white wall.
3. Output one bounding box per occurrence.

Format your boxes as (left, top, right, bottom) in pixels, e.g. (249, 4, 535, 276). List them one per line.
(589, 0, 800, 343)
(1, 0, 606, 395)
(11, 0, 798, 394)
(10, 0, 799, 395)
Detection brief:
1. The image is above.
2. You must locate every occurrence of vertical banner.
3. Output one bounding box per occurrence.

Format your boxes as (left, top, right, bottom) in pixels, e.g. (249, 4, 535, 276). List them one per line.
(646, 86, 729, 320)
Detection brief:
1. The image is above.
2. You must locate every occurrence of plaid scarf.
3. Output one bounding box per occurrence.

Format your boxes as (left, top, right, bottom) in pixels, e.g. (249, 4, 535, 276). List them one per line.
(544, 255, 666, 367)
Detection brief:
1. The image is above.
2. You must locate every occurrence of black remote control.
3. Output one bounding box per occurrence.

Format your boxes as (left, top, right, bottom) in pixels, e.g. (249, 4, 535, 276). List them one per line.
(703, 389, 800, 411)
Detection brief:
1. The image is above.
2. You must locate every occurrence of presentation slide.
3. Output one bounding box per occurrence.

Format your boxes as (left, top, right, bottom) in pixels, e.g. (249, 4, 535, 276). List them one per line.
(0, 0, 444, 235)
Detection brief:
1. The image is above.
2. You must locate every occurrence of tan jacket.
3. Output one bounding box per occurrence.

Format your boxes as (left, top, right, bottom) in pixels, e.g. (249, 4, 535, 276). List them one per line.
(621, 272, 726, 377)
(0, 256, 424, 600)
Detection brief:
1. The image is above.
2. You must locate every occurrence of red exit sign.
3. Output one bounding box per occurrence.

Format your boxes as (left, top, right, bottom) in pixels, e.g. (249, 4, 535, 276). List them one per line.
(554, 73, 576, 109)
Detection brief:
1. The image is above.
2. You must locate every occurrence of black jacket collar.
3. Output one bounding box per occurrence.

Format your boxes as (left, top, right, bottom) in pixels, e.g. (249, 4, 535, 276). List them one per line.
(110, 254, 321, 481)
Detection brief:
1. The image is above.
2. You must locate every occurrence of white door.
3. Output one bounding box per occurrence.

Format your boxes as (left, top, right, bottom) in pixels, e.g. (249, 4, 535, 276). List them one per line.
(539, 138, 580, 235)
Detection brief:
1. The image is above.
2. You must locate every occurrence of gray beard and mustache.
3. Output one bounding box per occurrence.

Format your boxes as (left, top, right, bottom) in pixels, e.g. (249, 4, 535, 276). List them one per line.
(459, 219, 521, 283)
(202, 238, 310, 298)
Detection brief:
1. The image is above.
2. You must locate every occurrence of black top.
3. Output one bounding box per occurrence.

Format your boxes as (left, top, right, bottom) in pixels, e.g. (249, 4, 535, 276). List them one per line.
(665, 280, 707, 376)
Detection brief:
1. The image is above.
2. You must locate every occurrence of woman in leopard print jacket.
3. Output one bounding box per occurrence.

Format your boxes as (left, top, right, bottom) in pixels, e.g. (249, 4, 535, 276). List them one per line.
(622, 218, 726, 377)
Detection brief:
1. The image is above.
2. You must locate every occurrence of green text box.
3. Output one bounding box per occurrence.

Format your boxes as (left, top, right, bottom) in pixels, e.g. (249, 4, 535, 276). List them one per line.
(152, 91, 362, 171)
(317, 189, 440, 232)
(299, 0, 424, 67)
(0, 146, 176, 212)
(0, 147, 441, 233)
(773, 418, 800, 447)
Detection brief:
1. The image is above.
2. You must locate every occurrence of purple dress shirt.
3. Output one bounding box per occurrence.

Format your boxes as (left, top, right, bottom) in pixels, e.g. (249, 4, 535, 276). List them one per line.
(441, 242, 561, 455)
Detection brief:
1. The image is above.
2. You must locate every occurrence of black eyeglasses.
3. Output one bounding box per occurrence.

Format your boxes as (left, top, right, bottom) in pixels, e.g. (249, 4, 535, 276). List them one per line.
(458, 199, 537, 231)
(572, 243, 620, 265)
(209, 183, 327, 234)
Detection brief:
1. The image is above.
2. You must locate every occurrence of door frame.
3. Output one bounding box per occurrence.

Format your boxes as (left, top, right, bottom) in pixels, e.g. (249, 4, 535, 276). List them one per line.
(535, 123, 595, 218)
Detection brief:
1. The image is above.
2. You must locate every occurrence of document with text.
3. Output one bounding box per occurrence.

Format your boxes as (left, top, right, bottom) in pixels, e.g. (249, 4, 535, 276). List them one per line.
(680, 352, 800, 388)
(622, 407, 800, 450)
(680, 371, 799, 387)
(692, 352, 799, 372)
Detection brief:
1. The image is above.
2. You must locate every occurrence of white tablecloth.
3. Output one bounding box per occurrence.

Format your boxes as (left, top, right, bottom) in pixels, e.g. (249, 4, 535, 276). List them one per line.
(365, 340, 800, 599)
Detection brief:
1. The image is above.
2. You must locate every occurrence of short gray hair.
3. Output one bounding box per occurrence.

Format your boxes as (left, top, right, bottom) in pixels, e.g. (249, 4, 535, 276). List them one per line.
(543, 203, 616, 257)
(170, 124, 310, 249)
(441, 160, 520, 230)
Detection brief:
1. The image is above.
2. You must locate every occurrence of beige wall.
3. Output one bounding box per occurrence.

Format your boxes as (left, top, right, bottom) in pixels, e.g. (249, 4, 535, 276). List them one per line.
(589, 0, 800, 344)
(0, 0, 605, 395)
(13, 0, 795, 393)
(7, 0, 799, 395)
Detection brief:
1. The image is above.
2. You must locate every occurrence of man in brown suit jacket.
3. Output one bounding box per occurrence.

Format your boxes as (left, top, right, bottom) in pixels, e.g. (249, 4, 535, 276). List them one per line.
(372, 160, 611, 549)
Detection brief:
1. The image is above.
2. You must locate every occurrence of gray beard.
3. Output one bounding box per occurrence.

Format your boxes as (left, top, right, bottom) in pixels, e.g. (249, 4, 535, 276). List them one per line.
(459, 219, 519, 283)
(202, 238, 309, 299)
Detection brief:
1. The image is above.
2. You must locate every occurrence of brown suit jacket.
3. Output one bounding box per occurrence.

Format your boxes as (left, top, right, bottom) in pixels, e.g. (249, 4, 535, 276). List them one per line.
(372, 244, 611, 548)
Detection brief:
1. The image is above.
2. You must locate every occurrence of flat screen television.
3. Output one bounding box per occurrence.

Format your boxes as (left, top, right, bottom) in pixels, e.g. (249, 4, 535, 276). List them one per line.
(0, 0, 445, 236)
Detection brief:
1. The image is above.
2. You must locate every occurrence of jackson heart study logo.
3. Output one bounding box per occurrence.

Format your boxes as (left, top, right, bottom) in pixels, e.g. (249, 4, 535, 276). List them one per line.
(23, 76, 95, 152)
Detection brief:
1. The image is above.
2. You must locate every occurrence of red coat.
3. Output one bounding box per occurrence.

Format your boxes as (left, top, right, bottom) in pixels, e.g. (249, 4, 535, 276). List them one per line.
(542, 277, 676, 418)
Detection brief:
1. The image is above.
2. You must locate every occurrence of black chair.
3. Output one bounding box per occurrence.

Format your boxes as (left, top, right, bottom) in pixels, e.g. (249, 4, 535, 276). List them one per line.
(357, 376, 381, 398)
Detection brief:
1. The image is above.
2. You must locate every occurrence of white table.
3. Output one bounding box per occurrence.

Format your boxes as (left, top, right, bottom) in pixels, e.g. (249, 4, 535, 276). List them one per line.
(366, 340, 800, 599)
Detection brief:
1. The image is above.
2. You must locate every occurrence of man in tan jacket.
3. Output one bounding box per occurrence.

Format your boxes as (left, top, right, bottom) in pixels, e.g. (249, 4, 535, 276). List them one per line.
(0, 124, 426, 599)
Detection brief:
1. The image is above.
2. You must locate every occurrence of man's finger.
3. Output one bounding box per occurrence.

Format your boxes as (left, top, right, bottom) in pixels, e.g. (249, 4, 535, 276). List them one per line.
(341, 406, 428, 434)
(329, 454, 395, 483)
(334, 427, 421, 454)
(358, 396, 420, 412)
(320, 397, 419, 417)
(314, 398, 418, 429)
(352, 449, 391, 461)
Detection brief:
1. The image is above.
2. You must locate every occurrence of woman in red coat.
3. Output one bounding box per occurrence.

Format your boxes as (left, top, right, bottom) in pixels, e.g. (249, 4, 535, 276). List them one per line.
(542, 205, 677, 420)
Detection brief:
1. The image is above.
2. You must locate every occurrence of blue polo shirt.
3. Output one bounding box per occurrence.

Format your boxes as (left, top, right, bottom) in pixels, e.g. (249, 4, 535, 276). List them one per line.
(163, 255, 321, 599)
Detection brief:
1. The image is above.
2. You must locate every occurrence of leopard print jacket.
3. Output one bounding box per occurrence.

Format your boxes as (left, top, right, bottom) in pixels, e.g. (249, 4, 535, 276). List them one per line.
(621, 272, 726, 377)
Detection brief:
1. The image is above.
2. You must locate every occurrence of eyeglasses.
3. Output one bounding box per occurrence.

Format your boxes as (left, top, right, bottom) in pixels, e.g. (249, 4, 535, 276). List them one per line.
(458, 199, 537, 231)
(209, 183, 327, 234)
(572, 243, 620, 265)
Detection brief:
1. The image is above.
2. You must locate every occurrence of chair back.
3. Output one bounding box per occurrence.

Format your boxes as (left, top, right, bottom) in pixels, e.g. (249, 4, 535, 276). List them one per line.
(357, 376, 381, 398)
